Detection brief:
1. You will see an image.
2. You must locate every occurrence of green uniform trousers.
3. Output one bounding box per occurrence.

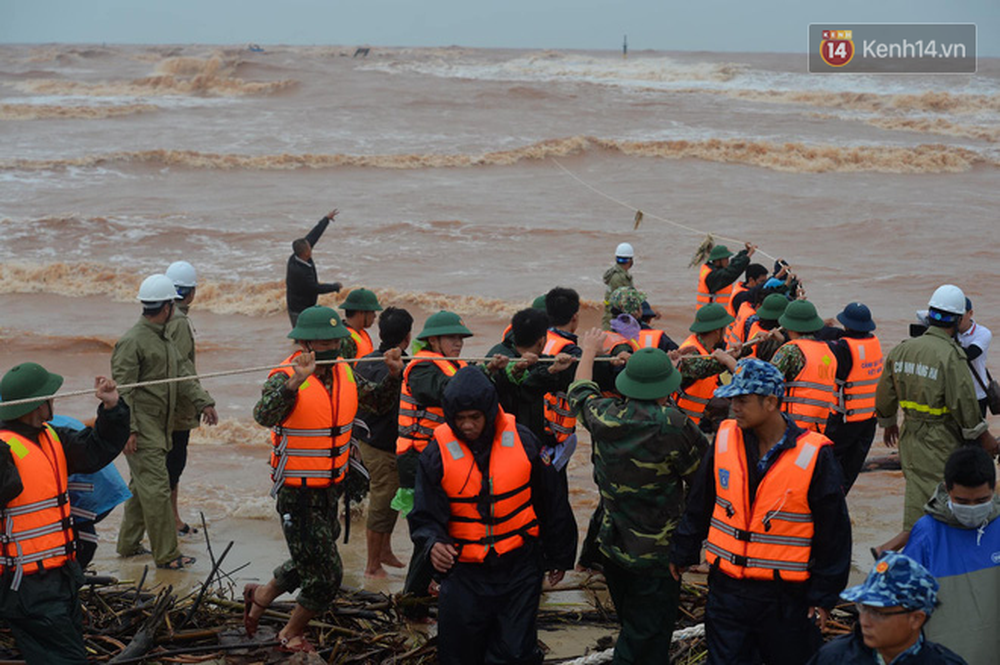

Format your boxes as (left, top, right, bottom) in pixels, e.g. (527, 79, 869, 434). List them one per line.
(899, 420, 965, 529)
(0, 563, 87, 665)
(272, 485, 343, 612)
(117, 444, 180, 565)
(603, 559, 681, 665)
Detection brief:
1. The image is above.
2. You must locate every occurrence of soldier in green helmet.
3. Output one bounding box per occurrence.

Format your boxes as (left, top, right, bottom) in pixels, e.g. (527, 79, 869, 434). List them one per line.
(570, 328, 707, 664)
(675, 303, 742, 426)
(696, 241, 756, 313)
(339, 288, 383, 360)
(248, 306, 403, 652)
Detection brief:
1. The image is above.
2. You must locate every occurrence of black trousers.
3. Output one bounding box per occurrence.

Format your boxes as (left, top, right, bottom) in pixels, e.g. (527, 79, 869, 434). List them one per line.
(826, 416, 877, 492)
(1, 564, 88, 665)
(167, 429, 190, 489)
(705, 572, 821, 665)
(436, 547, 544, 665)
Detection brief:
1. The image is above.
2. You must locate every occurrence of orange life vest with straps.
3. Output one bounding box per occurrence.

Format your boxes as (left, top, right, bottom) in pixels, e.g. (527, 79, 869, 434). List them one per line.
(837, 336, 883, 423)
(726, 301, 757, 349)
(674, 334, 720, 425)
(781, 339, 839, 433)
(436, 413, 540, 563)
(697, 264, 733, 311)
(0, 425, 76, 590)
(745, 320, 768, 358)
(347, 326, 374, 360)
(602, 331, 639, 354)
(500, 323, 513, 343)
(706, 419, 830, 582)
(397, 351, 466, 455)
(268, 352, 358, 496)
(727, 281, 750, 317)
(542, 332, 577, 443)
(637, 328, 666, 350)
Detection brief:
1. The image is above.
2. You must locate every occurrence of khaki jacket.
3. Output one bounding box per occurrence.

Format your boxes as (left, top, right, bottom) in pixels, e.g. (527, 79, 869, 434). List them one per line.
(165, 306, 210, 431)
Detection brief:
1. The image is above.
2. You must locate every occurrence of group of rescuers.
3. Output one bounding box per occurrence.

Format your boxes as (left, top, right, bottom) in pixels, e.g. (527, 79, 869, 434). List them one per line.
(0, 219, 997, 664)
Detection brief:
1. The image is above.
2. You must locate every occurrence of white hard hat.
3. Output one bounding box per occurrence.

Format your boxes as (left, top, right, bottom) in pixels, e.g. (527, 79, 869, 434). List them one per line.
(615, 242, 635, 258)
(927, 284, 965, 316)
(165, 260, 197, 288)
(137, 274, 181, 303)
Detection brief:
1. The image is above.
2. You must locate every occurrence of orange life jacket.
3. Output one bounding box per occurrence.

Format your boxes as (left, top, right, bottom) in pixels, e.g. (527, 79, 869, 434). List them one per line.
(637, 328, 666, 350)
(836, 336, 883, 423)
(674, 334, 720, 425)
(542, 332, 577, 443)
(436, 413, 539, 563)
(348, 326, 374, 360)
(602, 331, 639, 354)
(500, 323, 513, 343)
(781, 339, 839, 433)
(268, 352, 358, 496)
(697, 264, 733, 311)
(745, 320, 768, 358)
(0, 425, 76, 590)
(397, 351, 466, 455)
(705, 419, 830, 582)
(727, 281, 750, 317)
(725, 301, 757, 349)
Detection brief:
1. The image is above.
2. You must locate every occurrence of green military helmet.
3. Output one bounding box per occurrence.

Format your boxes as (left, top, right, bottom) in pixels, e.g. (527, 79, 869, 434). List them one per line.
(615, 348, 682, 400)
(339, 288, 383, 312)
(708, 245, 733, 262)
(531, 294, 547, 310)
(690, 303, 735, 333)
(756, 293, 790, 321)
(287, 306, 352, 341)
(608, 286, 647, 316)
(0, 362, 64, 420)
(416, 310, 473, 340)
(779, 300, 825, 333)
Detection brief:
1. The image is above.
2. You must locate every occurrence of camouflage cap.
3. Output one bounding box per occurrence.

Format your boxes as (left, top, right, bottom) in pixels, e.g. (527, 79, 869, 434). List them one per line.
(841, 552, 939, 615)
(714, 358, 784, 400)
(608, 286, 646, 316)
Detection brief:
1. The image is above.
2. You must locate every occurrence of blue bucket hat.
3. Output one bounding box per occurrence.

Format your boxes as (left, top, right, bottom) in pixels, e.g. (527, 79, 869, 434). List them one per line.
(840, 552, 938, 615)
(836, 302, 876, 332)
(714, 358, 785, 400)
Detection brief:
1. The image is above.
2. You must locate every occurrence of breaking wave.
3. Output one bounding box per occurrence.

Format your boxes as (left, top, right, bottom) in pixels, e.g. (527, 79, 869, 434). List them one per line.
(12, 55, 297, 97)
(0, 262, 596, 319)
(723, 89, 1000, 115)
(862, 117, 1000, 143)
(0, 103, 159, 120)
(1, 137, 994, 174)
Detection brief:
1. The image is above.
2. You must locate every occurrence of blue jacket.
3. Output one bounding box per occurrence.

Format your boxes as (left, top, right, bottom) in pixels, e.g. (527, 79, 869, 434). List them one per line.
(904, 482, 1000, 665)
(807, 628, 966, 665)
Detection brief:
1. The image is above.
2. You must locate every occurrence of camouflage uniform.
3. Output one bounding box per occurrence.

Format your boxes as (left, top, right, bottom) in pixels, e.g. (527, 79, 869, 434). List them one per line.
(569, 378, 707, 664)
(769, 336, 810, 381)
(602, 264, 634, 329)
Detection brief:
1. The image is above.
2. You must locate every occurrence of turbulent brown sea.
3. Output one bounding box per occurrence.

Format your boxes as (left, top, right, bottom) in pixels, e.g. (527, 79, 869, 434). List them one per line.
(1, 43, 998, 657)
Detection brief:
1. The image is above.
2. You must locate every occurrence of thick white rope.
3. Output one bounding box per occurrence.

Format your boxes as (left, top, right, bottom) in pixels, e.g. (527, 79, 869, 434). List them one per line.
(556, 623, 705, 665)
(551, 158, 777, 263)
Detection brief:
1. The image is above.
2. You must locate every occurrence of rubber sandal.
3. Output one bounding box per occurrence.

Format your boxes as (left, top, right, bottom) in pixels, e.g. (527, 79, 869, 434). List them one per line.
(178, 523, 199, 536)
(278, 634, 315, 653)
(242, 583, 267, 637)
(119, 546, 151, 558)
(156, 555, 196, 570)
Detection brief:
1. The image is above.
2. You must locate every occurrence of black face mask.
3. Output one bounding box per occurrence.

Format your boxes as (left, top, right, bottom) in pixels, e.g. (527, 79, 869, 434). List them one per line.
(307, 343, 340, 362)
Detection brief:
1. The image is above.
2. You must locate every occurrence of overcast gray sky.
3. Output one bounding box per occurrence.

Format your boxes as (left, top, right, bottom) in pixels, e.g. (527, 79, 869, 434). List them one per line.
(2, 0, 998, 55)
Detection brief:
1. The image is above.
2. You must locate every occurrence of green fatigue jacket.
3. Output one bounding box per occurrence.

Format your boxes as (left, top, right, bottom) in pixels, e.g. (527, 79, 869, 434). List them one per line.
(164, 305, 211, 431)
(602, 264, 634, 329)
(111, 316, 214, 449)
(569, 379, 707, 573)
(875, 326, 989, 529)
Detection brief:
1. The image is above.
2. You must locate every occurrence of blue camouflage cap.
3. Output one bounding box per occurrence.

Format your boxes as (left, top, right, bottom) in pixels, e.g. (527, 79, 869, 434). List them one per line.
(840, 552, 938, 615)
(714, 358, 784, 400)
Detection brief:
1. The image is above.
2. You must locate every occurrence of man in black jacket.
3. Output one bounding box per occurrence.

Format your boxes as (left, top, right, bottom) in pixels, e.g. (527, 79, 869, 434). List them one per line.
(285, 209, 343, 326)
(409, 367, 577, 665)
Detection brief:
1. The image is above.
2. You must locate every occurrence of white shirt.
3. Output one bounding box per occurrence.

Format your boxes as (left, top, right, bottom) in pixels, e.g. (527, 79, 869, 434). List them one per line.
(959, 320, 992, 400)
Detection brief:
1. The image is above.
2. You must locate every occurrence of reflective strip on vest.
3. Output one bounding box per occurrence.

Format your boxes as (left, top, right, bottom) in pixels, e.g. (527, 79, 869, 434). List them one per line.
(781, 340, 838, 434)
(696, 264, 733, 310)
(0, 426, 75, 591)
(437, 414, 540, 562)
(543, 332, 577, 443)
(268, 353, 357, 496)
(397, 352, 464, 454)
(706, 420, 829, 582)
(836, 336, 883, 421)
(673, 334, 718, 425)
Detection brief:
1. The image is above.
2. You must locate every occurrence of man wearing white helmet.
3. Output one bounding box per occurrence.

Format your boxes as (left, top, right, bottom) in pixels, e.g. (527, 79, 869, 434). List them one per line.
(874, 284, 997, 554)
(111, 274, 218, 570)
(602, 242, 636, 329)
(164, 261, 214, 537)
